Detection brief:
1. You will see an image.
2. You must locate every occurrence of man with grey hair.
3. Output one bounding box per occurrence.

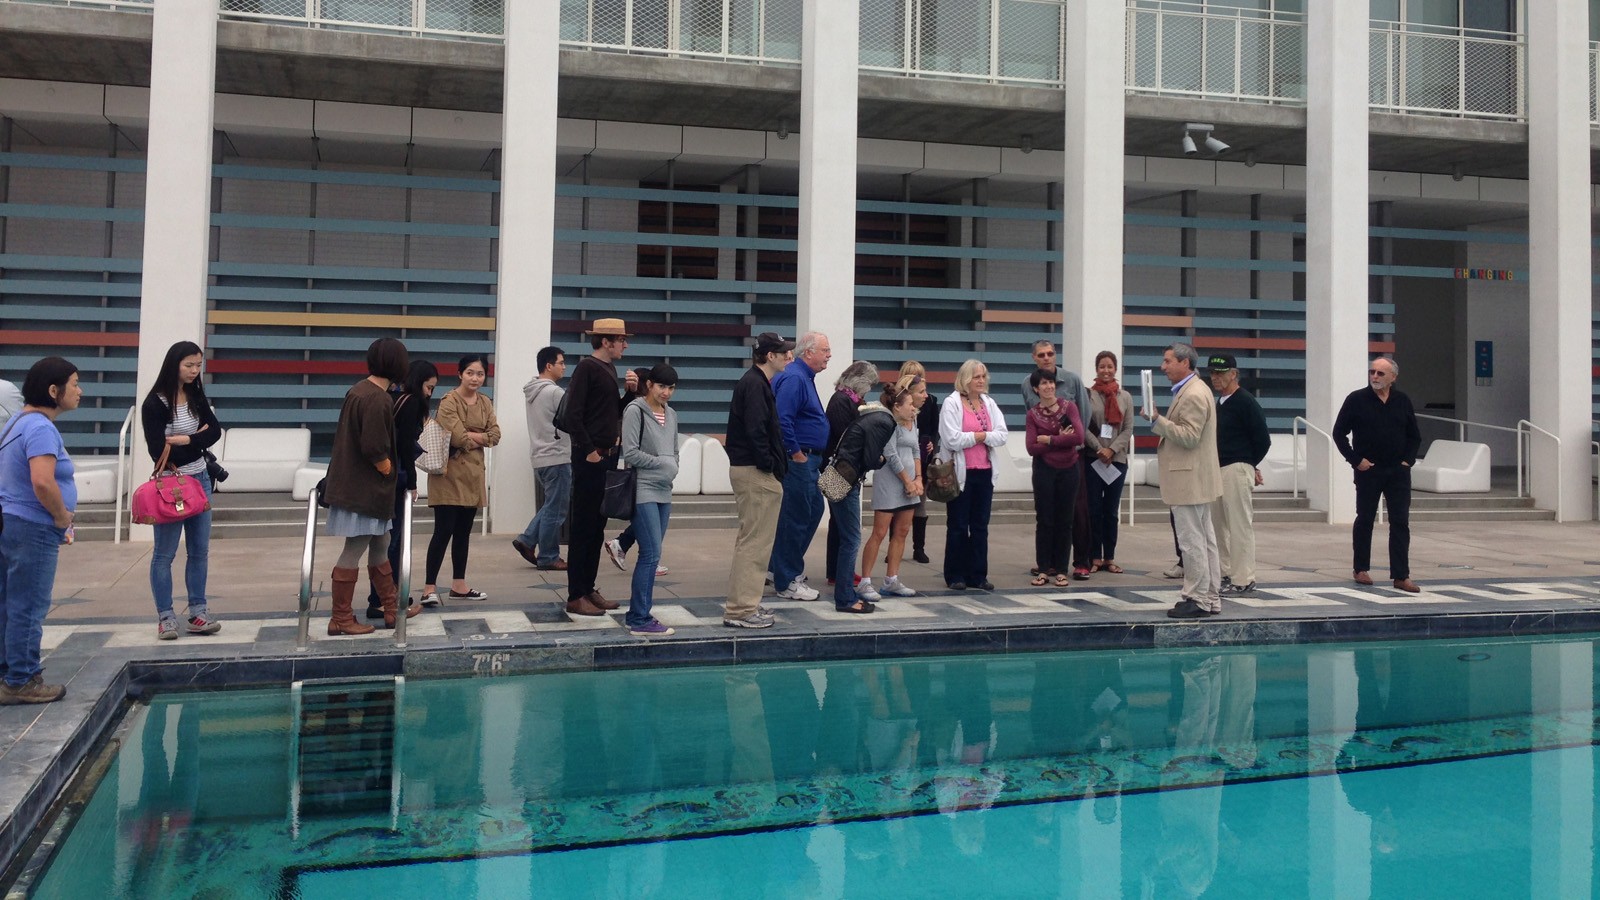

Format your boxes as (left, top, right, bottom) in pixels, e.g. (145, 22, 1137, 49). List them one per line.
(1142, 342, 1223, 618)
(767, 330, 833, 601)
(1333, 356, 1422, 593)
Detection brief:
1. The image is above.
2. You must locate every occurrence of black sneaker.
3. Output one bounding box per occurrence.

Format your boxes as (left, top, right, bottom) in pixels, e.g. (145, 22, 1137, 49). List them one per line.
(1227, 581, 1256, 594)
(1167, 599, 1210, 620)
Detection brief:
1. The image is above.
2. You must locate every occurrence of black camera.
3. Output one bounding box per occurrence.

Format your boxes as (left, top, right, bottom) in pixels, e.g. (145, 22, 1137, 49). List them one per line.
(203, 449, 229, 484)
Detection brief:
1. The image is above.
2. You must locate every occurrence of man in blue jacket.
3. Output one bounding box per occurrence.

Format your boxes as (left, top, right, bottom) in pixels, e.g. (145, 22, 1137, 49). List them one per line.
(767, 331, 832, 601)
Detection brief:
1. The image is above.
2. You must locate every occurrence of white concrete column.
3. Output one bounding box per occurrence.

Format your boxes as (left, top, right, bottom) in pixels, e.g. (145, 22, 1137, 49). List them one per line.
(798, 0, 858, 379)
(489, 0, 560, 534)
(1060, 1, 1124, 379)
(1526, 1, 1592, 522)
(135, 0, 217, 418)
(1304, 1, 1369, 524)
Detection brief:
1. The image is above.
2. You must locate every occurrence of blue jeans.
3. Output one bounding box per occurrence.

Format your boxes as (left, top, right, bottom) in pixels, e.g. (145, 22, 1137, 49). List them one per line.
(770, 454, 825, 588)
(943, 467, 994, 586)
(150, 470, 212, 617)
(829, 484, 862, 609)
(0, 514, 64, 688)
(626, 501, 671, 627)
(517, 463, 571, 566)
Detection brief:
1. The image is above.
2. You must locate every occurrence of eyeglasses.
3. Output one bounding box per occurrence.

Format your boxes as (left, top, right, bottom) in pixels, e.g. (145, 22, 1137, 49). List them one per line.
(1035, 352, 1056, 358)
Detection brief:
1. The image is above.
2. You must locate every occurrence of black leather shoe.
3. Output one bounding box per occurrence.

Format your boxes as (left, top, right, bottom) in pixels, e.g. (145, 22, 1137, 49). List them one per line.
(947, 581, 967, 591)
(977, 581, 996, 591)
(1167, 599, 1210, 620)
(364, 605, 384, 620)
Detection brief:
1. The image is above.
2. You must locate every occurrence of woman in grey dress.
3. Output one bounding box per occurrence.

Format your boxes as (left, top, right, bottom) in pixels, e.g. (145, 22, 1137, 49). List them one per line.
(857, 377, 925, 600)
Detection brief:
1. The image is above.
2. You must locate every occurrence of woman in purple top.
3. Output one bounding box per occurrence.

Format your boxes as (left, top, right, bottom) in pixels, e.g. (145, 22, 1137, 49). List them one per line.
(1025, 368, 1085, 587)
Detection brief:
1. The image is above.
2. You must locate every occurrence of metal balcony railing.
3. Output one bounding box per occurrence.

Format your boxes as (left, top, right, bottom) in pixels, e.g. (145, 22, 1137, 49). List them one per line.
(1590, 41, 1599, 126)
(1369, 20, 1524, 122)
(559, 0, 801, 64)
(0, 0, 152, 8)
(859, 0, 1065, 87)
(219, 0, 504, 41)
(1124, 1, 1306, 105)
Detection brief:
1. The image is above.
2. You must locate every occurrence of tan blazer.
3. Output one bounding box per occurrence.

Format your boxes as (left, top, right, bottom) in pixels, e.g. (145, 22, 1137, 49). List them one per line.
(1153, 375, 1222, 506)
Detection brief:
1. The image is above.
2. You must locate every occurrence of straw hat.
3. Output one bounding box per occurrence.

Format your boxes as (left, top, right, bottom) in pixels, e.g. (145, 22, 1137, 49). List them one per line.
(586, 317, 632, 337)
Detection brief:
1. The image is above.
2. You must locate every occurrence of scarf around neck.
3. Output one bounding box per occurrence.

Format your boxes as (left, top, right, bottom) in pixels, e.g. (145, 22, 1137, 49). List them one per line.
(1092, 379, 1123, 427)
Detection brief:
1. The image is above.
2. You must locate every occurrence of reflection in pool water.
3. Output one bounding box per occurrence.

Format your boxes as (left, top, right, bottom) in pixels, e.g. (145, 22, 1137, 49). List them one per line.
(29, 635, 1600, 898)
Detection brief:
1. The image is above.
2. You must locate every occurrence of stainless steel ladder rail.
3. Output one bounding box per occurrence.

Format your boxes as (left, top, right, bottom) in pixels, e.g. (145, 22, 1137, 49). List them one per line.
(395, 495, 414, 649)
(296, 492, 318, 651)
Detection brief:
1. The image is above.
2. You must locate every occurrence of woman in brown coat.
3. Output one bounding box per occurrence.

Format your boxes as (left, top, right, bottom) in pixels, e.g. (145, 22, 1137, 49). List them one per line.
(421, 353, 501, 605)
(324, 338, 420, 634)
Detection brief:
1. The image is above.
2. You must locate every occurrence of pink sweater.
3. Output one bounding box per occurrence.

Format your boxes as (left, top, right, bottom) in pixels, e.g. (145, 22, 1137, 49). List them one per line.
(1025, 401, 1085, 469)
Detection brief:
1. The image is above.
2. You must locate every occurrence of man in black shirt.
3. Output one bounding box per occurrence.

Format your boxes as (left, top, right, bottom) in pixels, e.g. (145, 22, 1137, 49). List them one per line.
(1208, 353, 1271, 594)
(1332, 357, 1423, 593)
(723, 332, 794, 628)
(562, 318, 639, 616)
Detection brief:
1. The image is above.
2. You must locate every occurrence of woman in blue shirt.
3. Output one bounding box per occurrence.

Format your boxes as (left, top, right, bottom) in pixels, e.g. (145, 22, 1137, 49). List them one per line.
(0, 357, 81, 705)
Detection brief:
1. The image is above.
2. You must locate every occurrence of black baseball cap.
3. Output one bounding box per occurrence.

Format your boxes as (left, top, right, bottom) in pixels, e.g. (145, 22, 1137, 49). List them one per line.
(755, 332, 796, 355)
(1207, 353, 1237, 373)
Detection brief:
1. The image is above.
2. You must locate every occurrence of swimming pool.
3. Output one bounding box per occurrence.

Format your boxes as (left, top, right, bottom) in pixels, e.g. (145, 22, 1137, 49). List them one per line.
(26, 634, 1600, 898)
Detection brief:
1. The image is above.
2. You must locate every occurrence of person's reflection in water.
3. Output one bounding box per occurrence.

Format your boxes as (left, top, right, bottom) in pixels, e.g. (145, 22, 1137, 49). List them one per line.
(123, 702, 201, 894)
(1146, 653, 1258, 899)
(1336, 648, 1403, 858)
(928, 659, 998, 860)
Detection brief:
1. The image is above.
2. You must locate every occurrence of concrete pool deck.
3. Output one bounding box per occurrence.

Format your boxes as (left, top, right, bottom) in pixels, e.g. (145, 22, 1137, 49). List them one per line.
(6, 517, 1600, 876)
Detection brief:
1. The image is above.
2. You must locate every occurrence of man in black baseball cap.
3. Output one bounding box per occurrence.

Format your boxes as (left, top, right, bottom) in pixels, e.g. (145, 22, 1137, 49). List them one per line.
(1208, 352, 1270, 594)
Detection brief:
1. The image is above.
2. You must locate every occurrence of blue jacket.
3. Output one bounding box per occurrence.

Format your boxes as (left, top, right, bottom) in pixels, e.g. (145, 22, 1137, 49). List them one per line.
(770, 358, 829, 455)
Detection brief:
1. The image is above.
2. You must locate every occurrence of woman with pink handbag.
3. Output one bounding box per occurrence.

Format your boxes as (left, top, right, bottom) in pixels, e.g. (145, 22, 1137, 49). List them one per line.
(141, 341, 222, 641)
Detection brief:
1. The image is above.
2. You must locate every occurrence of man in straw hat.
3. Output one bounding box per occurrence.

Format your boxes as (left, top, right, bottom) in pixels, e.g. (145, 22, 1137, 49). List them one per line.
(560, 318, 639, 617)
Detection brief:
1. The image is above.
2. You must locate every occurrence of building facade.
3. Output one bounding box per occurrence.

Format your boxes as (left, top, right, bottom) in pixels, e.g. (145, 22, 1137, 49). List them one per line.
(0, 0, 1594, 532)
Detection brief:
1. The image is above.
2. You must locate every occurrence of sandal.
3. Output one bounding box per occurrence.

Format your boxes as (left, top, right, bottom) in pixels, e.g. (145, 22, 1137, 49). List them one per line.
(1088, 562, 1103, 574)
(1054, 574, 1071, 587)
(1104, 563, 1124, 574)
(1030, 574, 1049, 587)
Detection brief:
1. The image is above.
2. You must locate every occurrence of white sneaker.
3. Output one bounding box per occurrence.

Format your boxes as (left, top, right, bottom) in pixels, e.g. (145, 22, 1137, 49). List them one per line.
(1163, 564, 1184, 579)
(604, 539, 626, 570)
(856, 578, 882, 601)
(881, 578, 917, 597)
(655, 564, 669, 576)
(776, 578, 820, 601)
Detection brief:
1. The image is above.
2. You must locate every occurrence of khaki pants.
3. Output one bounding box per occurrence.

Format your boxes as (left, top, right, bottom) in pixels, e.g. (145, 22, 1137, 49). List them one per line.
(1171, 502, 1222, 611)
(726, 465, 784, 618)
(1211, 462, 1257, 586)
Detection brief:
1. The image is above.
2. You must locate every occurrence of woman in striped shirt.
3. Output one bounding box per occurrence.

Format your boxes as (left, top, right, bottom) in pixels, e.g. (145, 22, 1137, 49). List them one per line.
(140, 341, 223, 640)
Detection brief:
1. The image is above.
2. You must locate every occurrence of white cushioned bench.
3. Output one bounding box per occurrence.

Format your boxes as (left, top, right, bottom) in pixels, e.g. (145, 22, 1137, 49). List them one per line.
(214, 427, 311, 493)
(1411, 439, 1491, 493)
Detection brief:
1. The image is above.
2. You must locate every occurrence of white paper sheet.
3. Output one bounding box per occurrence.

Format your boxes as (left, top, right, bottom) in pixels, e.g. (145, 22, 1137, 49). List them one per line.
(1140, 369, 1155, 419)
(1091, 459, 1124, 485)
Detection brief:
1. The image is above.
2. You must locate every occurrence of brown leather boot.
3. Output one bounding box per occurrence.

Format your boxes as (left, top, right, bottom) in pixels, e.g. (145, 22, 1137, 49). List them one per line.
(370, 561, 421, 628)
(328, 567, 375, 636)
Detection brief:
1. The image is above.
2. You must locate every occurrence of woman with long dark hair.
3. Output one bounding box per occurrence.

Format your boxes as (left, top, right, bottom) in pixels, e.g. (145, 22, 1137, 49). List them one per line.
(365, 359, 438, 619)
(0, 357, 81, 703)
(422, 353, 501, 605)
(323, 338, 418, 634)
(1084, 350, 1134, 574)
(140, 341, 223, 640)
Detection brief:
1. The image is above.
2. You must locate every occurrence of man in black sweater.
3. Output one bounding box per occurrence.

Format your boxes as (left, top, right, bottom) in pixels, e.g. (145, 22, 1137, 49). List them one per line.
(1332, 356, 1423, 593)
(722, 332, 794, 628)
(1207, 354, 1271, 594)
(561, 318, 639, 616)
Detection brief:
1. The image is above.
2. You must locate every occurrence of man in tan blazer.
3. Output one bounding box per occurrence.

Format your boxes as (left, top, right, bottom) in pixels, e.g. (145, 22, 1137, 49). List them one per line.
(1143, 342, 1224, 618)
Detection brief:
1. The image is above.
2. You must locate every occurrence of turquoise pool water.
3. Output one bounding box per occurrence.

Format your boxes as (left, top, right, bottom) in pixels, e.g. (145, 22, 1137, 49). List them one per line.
(30, 635, 1600, 898)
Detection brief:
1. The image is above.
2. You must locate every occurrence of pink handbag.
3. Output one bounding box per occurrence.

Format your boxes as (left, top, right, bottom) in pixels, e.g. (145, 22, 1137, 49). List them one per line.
(131, 445, 211, 525)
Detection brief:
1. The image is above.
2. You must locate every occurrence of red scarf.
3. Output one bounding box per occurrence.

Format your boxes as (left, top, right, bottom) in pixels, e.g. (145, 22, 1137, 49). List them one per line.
(1092, 379, 1123, 427)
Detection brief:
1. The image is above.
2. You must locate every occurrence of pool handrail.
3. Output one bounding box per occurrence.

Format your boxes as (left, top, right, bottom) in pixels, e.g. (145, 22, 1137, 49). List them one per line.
(395, 494, 414, 648)
(296, 492, 316, 651)
(1414, 412, 1526, 498)
(113, 404, 135, 544)
(1291, 416, 1337, 525)
(1516, 419, 1562, 522)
